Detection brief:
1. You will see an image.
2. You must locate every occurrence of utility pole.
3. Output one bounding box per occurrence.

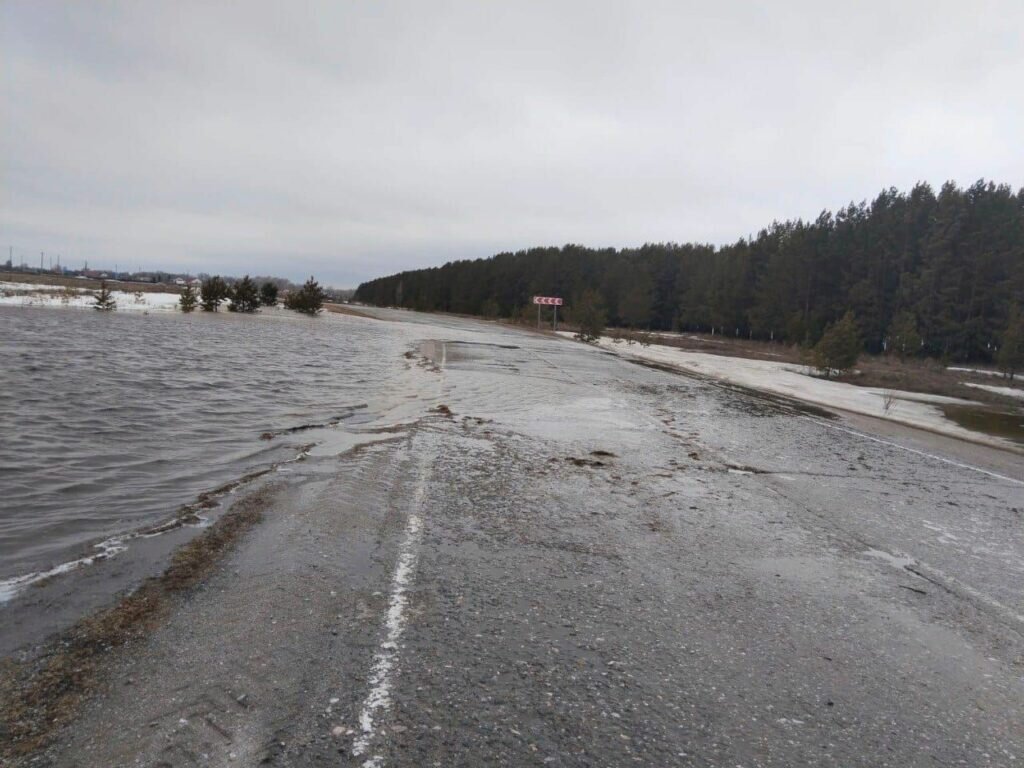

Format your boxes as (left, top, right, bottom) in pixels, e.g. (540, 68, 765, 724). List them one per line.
(40, 252, 44, 271)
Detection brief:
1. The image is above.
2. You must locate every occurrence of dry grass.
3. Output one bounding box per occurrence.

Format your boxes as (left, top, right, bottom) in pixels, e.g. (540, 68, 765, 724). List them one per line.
(612, 327, 805, 363)
(0, 271, 175, 294)
(0, 489, 272, 761)
(837, 355, 1019, 406)
(323, 302, 381, 320)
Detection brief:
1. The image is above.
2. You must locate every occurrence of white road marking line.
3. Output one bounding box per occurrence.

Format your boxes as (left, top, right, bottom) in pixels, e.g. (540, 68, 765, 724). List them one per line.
(864, 546, 1024, 633)
(802, 417, 1023, 486)
(350, 455, 430, 767)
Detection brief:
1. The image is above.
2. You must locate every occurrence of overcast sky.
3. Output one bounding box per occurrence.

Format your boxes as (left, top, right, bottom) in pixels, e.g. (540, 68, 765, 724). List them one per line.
(2, 1, 1022, 286)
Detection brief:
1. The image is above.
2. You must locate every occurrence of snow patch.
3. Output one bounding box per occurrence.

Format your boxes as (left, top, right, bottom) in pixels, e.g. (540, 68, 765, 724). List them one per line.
(0, 281, 181, 312)
(571, 334, 1018, 449)
(948, 366, 1001, 377)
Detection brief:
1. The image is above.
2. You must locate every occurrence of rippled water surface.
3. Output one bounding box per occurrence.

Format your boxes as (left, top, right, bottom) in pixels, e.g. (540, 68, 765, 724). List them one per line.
(0, 307, 409, 579)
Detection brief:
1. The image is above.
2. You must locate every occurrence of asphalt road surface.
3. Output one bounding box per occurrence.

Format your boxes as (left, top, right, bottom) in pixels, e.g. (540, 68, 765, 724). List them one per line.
(38, 311, 1024, 767)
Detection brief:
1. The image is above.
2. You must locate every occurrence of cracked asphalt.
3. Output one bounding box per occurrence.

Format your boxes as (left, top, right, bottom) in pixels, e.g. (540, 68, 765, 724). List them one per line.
(31, 311, 1024, 767)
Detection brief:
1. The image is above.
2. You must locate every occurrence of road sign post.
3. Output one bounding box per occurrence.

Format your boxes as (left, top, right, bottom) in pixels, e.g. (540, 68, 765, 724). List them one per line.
(532, 296, 563, 332)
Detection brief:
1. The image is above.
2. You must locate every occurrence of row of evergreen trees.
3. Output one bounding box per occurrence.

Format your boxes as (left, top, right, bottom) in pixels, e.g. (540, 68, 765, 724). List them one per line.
(180, 276, 325, 315)
(355, 180, 1024, 363)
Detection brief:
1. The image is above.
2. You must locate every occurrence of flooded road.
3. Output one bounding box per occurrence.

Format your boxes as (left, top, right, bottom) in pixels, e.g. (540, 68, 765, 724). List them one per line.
(3, 307, 1023, 767)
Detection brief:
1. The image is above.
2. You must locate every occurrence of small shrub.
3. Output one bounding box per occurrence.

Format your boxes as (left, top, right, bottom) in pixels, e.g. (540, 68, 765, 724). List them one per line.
(259, 281, 279, 307)
(572, 289, 606, 343)
(284, 276, 326, 316)
(887, 311, 922, 360)
(813, 311, 860, 378)
(229, 275, 260, 313)
(200, 276, 229, 311)
(882, 390, 896, 413)
(997, 306, 1023, 381)
(178, 284, 198, 312)
(92, 281, 116, 311)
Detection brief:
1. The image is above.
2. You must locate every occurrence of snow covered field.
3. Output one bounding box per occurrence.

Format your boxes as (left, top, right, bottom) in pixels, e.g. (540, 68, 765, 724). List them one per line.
(568, 333, 1019, 449)
(0, 281, 181, 311)
(948, 366, 1001, 377)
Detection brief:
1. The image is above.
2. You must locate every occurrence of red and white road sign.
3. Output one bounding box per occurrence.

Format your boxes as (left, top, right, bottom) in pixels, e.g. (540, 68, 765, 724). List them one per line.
(532, 296, 563, 306)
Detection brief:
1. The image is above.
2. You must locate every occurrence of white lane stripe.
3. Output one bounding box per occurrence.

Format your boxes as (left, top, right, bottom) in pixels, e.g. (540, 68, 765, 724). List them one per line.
(802, 416, 1023, 486)
(350, 456, 429, 767)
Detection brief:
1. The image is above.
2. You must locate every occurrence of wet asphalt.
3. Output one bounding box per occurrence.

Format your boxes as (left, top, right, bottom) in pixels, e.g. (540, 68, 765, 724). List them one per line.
(32, 312, 1024, 767)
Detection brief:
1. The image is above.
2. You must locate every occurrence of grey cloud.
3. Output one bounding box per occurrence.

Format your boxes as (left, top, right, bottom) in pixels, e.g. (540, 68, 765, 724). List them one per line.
(3, 1, 1023, 286)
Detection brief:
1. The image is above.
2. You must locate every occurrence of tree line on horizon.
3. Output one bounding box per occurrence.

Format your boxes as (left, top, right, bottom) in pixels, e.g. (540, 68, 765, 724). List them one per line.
(355, 180, 1024, 363)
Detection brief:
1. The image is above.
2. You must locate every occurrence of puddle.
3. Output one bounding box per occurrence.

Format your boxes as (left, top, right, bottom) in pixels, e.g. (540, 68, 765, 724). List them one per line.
(419, 339, 523, 367)
(863, 548, 917, 570)
(941, 404, 1024, 446)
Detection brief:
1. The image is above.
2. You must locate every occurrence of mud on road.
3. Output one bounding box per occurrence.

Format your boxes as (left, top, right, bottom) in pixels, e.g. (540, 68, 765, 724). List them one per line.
(7, 311, 1024, 767)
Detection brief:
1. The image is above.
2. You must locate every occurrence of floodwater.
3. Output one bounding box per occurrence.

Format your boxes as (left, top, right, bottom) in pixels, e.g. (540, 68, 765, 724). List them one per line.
(0, 307, 412, 583)
(942, 402, 1024, 446)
